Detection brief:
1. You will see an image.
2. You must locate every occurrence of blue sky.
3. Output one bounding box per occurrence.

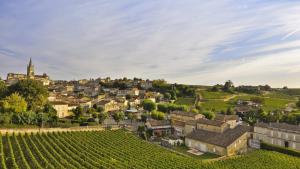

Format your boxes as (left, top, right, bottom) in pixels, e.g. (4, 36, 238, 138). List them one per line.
(1, 0, 300, 87)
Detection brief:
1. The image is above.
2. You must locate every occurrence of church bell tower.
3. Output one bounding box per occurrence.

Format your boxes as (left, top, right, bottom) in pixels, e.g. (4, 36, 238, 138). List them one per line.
(27, 58, 35, 79)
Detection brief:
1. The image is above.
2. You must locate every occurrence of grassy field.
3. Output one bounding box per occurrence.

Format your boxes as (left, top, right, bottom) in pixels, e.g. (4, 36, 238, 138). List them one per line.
(175, 97, 195, 106)
(1, 130, 299, 169)
(262, 98, 295, 111)
(198, 90, 297, 112)
(200, 100, 233, 112)
(199, 91, 233, 100)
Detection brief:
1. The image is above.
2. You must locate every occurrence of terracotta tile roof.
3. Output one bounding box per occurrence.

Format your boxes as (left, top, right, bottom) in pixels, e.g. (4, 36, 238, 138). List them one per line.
(186, 125, 251, 147)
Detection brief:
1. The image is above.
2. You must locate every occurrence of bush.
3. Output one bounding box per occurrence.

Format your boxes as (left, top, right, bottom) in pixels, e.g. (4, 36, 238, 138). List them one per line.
(87, 118, 95, 122)
(71, 120, 80, 124)
(261, 142, 300, 157)
(151, 111, 165, 120)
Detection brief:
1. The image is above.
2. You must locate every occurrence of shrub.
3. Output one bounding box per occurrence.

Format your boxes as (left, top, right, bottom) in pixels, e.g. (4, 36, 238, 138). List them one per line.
(261, 142, 300, 157)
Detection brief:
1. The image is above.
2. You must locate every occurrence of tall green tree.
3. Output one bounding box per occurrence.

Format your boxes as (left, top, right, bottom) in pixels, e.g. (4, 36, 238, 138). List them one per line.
(98, 112, 108, 124)
(142, 99, 156, 112)
(7, 79, 48, 111)
(72, 106, 83, 119)
(113, 111, 125, 124)
(0, 81, 7, 99)
(2, 93, 27, 113)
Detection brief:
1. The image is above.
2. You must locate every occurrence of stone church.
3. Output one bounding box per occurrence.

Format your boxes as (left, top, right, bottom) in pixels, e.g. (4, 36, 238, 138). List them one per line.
(6, 58, 50, 86)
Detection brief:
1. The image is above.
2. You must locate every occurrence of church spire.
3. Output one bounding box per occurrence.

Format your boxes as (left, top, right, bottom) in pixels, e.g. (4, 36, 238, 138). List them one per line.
(29, 57, 32, 67)
(27, 58, 34, 79)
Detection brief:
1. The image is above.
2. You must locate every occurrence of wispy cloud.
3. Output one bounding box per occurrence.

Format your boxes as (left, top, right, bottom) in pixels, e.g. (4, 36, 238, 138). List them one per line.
(0, 0, 300, 87)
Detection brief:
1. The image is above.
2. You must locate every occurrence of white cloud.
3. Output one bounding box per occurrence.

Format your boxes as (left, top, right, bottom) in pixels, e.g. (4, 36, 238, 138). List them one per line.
(0, 0, 300, 87)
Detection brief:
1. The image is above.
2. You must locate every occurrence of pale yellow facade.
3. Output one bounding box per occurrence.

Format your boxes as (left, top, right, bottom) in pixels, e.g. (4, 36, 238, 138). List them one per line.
(53, 104, 71, 118)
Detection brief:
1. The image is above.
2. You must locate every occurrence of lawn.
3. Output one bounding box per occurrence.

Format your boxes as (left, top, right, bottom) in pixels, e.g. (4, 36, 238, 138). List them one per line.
(264, 91, 297, 100)
(200, 100, 233, 112)
(199, 91, 232, 100)
(175, 97, 195, 106)
(173, 145, 220, 160)
(263, 98, 296, 112)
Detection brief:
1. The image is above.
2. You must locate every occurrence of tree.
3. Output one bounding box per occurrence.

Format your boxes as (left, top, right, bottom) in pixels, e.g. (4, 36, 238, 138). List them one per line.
(98, 112, 108, 124)
(296, 99, 300, 108)
(86, 108, 96, 114)
(113, 111, 125, 124)
(43, 103, 58, 126)
(223, 80, 234, 92)
(2, 93, 27, 114)
(72, 106, 83, 119)
(0, 81, 7, 99)
(258, 108, 268, 122)
(7, 79, 48, 111)
(142, 99, 156, 112)
(164, 92, 171, 100)
(151, 111, 165, 120)
(226, 107, 233, 115)
(157, 103, 168, 113)
(127, 113, 137, 123)
(141, 113, 148, 122)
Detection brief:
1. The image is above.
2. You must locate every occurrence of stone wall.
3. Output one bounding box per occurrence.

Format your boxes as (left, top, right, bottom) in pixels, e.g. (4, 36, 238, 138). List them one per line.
(0, 126, 119, 135)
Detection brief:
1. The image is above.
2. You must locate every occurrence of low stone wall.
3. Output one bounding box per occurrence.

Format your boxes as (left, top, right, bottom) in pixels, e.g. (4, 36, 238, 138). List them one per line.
(0, 126, 119, 135)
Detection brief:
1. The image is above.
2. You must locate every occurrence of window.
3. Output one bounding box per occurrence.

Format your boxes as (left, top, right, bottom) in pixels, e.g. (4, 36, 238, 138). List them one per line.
(271, 139, 274, 144)
(284, 141, 289, 148)
(293, 135, 296, 141)
(271, 131, 273, 136)
(285, 133, 288, 139)
(278, 132, 281, 138)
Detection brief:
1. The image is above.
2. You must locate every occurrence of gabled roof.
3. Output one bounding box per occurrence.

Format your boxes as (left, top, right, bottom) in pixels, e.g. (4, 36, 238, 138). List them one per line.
(170, 111, 201, 118)
(147, 120, 171, 127)
(215, 114, 239, 121)
(255, 122, 300, 134)
(186, 125, 251, 147)
(196, 118, 226, 127)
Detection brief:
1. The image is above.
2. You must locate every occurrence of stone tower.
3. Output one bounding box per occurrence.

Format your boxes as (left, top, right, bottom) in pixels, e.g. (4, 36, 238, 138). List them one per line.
(27, 58, 34, 79)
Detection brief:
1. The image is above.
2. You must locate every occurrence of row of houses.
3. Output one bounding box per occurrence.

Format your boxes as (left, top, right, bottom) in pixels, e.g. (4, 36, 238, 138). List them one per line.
(146, 110, 300, 156)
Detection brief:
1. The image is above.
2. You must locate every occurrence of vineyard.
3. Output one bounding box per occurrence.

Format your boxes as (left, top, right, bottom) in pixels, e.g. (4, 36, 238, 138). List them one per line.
(0, 130, 299, 169)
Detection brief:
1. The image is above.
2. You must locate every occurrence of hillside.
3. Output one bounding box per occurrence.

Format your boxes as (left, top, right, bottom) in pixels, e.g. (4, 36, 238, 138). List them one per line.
(0, 130, 299, 169)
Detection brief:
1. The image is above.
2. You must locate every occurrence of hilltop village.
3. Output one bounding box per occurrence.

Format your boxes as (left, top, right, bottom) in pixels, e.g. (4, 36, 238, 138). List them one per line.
(0, 59, 299, 158)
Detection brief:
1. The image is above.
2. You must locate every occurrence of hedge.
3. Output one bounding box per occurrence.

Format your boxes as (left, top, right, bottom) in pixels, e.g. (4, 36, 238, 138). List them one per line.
(261, 142, 300, 157)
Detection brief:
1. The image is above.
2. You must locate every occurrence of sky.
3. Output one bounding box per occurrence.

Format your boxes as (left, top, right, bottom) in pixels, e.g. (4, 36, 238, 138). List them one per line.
(1, 0, 300, 87)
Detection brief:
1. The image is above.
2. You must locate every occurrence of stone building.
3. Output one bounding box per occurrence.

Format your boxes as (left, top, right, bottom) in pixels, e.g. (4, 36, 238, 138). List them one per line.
(185, 118, 252, 156)
(170, 111, 204, 137)
(253, 122, 300, 151)
(51, 101, 71, 118)
(6, 58, 50, 86)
